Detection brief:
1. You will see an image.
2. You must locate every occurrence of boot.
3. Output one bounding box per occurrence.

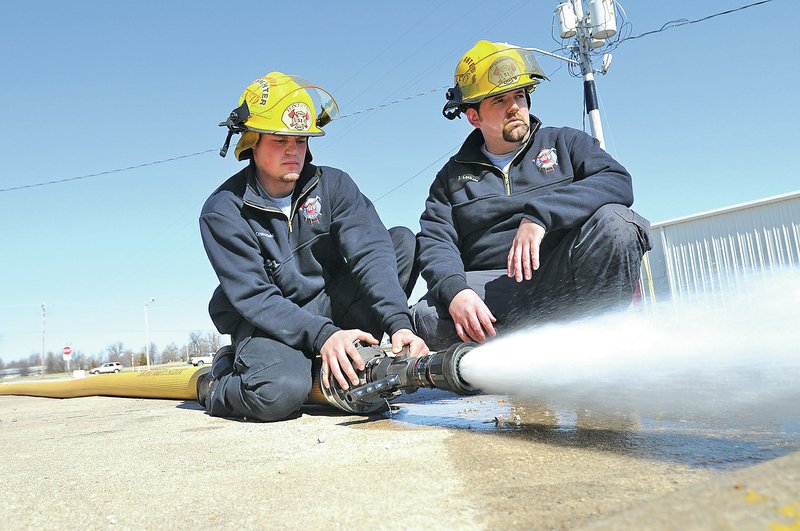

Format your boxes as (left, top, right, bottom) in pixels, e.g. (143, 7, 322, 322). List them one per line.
(196, 345, 235, 408)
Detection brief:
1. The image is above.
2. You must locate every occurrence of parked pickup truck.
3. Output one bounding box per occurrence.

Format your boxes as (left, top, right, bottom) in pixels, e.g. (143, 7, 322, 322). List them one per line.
(188, 354, 214, 366)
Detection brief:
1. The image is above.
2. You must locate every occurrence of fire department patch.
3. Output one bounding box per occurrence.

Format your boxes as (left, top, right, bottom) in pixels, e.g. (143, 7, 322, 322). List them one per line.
(282, 102, 312, 132)
(534, 147, 558, 173)
(300, 195, 322, 224)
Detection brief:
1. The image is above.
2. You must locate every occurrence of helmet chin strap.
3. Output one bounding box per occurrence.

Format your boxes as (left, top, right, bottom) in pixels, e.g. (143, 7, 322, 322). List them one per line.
(218, 102, 251, 157)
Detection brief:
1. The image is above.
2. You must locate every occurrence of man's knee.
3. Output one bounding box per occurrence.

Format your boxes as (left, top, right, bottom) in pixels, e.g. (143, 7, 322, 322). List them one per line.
(389, 226, 415, 252)
(241, 371, 312, 422)
(411, 296, 458, 351)
(226, 335, 313, 422)
(389, 226, 419, 297)
(581, 204, 651, 256)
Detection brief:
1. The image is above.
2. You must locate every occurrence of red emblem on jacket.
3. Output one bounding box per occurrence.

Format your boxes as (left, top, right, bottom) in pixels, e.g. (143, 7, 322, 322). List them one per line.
(534, 147, 558, 173)
(300, 195, 322, 224)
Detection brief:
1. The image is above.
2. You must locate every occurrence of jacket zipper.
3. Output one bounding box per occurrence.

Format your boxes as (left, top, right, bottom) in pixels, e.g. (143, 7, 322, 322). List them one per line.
(452, 120, 542, 197)
(244, 176, 320, 234)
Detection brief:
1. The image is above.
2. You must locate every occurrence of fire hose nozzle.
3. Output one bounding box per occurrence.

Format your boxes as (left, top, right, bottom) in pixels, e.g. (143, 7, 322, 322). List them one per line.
(308, 342, 480, 415)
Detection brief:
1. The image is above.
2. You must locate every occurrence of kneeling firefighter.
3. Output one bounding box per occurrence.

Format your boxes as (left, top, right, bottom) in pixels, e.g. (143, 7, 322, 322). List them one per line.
(198, 71, 430, 421)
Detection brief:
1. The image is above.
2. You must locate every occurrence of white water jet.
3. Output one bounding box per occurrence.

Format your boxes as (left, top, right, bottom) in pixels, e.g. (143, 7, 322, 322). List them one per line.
(458, 270, 800, 420)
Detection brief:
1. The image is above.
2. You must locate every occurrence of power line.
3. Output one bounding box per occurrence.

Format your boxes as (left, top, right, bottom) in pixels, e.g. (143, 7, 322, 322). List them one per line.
(1, 0, 777, 196)
(618, 0, 774, 45)
(373, 143, 461, 203)
(0, 89, 444, 194)
(337, 87, 447, 120)
(0, 149, 216, 193)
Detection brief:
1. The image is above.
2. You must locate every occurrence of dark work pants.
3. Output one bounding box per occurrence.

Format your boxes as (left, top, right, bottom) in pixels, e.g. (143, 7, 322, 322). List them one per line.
(205, 226, 417, 421)
(411, 204, 652, 351)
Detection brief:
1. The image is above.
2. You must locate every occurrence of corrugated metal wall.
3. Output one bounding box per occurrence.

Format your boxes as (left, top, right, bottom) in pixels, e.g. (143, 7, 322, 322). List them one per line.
(640, 191, 800, 303)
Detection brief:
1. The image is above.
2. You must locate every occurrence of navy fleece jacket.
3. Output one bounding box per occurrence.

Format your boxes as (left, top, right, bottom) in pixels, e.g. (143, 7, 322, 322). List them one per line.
(417, 115, 634, 306)
(200, 159, 413, 355)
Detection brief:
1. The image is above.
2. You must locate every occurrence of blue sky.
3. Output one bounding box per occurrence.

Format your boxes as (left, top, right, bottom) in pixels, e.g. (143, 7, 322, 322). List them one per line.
(0, 0, 795, 363)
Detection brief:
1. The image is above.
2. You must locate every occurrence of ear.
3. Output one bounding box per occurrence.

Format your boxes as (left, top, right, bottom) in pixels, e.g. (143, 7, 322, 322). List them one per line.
(465, 107, 481, 129)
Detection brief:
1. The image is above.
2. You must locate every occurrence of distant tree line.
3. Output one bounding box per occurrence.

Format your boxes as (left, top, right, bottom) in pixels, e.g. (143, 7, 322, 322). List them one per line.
(0, 331, 222, 374)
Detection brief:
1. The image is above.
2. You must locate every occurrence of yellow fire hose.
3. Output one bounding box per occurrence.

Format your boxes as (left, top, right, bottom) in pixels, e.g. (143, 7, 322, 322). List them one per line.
(0, 366, 209, 400)
(0, 343, 478, 415)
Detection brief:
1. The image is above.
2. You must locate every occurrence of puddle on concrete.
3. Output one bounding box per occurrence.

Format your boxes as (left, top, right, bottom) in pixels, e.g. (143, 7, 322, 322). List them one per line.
(382, 389, 800, 470)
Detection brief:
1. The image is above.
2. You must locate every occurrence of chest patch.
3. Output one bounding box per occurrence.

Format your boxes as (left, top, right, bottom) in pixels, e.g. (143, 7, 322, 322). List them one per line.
(534, 147, 558, 173)
(300, 195, 322, 224)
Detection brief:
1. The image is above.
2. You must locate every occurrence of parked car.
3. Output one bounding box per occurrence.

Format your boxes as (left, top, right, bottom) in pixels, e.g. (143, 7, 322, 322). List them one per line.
(188, 354, 214, 366)
(89, 362, 123, 374)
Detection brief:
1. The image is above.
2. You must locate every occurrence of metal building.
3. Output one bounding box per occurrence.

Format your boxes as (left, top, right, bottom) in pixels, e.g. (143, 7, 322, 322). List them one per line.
(640, 190, 800, 303)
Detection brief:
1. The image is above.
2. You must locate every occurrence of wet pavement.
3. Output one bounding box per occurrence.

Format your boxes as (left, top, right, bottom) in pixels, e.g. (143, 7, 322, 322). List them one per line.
(1, 386, 798, 529)
(387, 389, 800, 471)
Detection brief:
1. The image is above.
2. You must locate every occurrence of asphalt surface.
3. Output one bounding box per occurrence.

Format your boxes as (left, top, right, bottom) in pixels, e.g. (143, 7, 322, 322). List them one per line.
(1, 384, 798, 530)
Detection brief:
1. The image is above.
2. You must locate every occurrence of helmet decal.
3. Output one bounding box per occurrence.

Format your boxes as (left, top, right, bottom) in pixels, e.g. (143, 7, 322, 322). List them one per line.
(456, 56, 477, 86)
(255, 77, 270, 106)
(282, 102, 313, 131)
(488, 56, 522, 87)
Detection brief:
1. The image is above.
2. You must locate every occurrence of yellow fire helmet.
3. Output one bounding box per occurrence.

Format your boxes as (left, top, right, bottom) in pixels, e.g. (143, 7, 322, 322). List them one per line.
(218, 72, 340, 160)
(442, 40, 548, 120)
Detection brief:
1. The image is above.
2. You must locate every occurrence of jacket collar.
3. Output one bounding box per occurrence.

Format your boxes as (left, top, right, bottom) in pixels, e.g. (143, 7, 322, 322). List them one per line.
(454, 114, 543, 166)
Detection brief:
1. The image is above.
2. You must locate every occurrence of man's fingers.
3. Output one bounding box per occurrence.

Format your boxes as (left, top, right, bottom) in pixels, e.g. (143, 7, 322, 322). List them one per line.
(479, 314, 497, 337)
(359, 332, 379, 345)
(335, 352, 361, 389)
(329, 359, 349, 390)
(409, 339, 429, 358)
(344, 342, 365, 372)
(467, 318, 486, 342)
(514, 243, 525, 282)
(454, 323, 471, 343)
(321, 361, 331, 389)
(522, 241, 532, 280)
(531, 245, 540, 271)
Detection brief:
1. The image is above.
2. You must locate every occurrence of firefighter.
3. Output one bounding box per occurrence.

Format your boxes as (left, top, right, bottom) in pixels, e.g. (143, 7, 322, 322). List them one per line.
(199, 72, 428, 421)
(412, 41, 652, 350)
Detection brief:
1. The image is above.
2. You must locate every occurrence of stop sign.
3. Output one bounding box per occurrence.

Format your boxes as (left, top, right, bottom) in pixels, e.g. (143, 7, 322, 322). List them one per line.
(62, 346, 72, 360)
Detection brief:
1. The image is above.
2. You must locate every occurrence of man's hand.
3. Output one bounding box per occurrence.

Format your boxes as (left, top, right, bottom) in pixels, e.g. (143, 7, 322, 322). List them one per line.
(507, 218, 546, 282)
(448, 289, 497, 344)
(320, 329, 378, 390)
(390, 328, 429, 358)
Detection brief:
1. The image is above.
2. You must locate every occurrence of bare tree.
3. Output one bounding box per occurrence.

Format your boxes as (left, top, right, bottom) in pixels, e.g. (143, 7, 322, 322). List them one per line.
(143, 342, 160, 364)
(206, 331, 222, 353)
(105, 342, 126, 363)
(45, 351, 65, 373)
(123, 348, 136, 370)
(187, 332, 204, 360)
(161, 342, 181, 363)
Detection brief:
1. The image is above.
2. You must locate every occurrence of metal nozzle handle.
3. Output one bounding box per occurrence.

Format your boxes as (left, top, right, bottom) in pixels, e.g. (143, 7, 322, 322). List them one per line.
(345, 374, 401, 405)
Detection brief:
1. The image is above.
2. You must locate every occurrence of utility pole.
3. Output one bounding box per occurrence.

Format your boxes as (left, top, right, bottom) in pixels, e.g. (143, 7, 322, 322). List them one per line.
(555, 0, 617, 150)
(40, 304, 46, 377)
(572, 0, 605, 149)
(144, 298, 155, 371)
